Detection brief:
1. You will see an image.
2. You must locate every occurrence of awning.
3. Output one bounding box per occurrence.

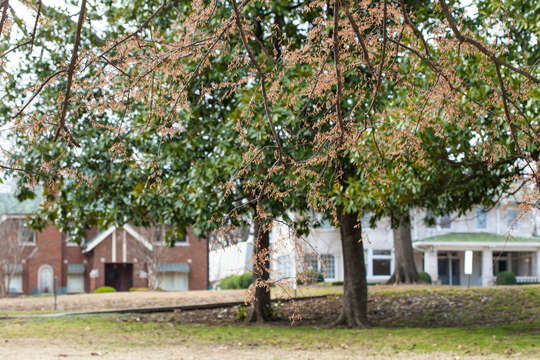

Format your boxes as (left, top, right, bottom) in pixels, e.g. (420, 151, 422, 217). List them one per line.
(6, 264, 23, 274)
(413, 232, 540, 251)
(158, 262, 190, 273)
(68, 264, 85, 274)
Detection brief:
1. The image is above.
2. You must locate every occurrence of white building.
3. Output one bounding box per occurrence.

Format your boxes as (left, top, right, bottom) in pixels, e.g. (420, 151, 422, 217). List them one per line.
(209, 202, 540, 287)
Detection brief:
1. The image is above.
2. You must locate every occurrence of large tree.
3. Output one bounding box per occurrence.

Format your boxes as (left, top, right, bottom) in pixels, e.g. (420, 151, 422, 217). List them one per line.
(1, 0, 538, 327)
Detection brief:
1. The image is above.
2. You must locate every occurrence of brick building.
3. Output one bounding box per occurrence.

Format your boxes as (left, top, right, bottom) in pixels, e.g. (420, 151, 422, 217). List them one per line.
(1, 213, 209, 295)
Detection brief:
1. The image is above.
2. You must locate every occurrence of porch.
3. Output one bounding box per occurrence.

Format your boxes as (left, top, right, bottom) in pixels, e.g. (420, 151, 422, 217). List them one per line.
(414, 233, 540, 286)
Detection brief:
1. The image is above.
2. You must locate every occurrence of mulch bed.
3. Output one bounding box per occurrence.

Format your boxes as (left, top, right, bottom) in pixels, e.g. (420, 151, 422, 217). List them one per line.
(127, 287, 539, 328)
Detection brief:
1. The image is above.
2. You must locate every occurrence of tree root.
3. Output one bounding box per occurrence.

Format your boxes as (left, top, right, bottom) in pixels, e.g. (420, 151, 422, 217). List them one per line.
(330, 310, 371, 328)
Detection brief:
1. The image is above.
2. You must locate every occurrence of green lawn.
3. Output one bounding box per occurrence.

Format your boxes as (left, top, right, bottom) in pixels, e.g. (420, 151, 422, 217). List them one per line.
(1, 315, 538, 357)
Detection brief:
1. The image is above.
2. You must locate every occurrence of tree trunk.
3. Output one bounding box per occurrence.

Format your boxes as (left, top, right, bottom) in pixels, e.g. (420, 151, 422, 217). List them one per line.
(333, 208, 369, 327)
(247, 217, 272, 322)
(387, 213, 419, 284)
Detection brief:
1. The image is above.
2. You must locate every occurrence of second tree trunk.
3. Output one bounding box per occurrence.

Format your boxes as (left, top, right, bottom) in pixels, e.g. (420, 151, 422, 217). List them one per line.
(387, 213, 419, 284)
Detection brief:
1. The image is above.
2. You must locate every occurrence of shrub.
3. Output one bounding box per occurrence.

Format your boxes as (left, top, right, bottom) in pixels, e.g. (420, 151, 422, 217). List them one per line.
(495, 271, 517, 285)
(219, 275, 239, 289)
(418, 271, 432, 284)
(129, 287, 150, 292)
(331, 281, 344, 286)
(238, 272, 253, 289)
(94, 286, 116, 293)
(219, 272, 253, 289)
(234, 305, 247, 321)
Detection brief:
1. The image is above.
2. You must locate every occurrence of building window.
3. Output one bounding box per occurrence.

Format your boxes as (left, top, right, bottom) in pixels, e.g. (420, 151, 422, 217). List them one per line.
(277, 255, 291, 280)
(438, 215, 452, 229)
(476, 208, 487, 229)
(65, 232, 80, 247)
(320, 254, 335, 279)
(506, 208, 518, 227)
(425, 210, 436, 228)
(302, 254, 336, 280)
(4, 274, 23, 294)
(303, 254, 318, 272)
(372, 250, 392, 276)
(154, 225, 187, 245)
(18, 222, 35, 244)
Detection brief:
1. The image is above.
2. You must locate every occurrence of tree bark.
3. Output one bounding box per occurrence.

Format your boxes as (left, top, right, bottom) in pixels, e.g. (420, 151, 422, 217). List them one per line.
(247, 217, 272, 322)
(333, 208, 369, 327)
(387, 212, 419, 284)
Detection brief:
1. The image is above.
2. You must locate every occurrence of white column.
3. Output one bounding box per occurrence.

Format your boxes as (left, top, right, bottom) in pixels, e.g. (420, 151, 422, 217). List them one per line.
(536, 250, 540, 280)
(367, 249, 373, 278)
(481, 249, 493, 286)
(424, 247, 438, 282)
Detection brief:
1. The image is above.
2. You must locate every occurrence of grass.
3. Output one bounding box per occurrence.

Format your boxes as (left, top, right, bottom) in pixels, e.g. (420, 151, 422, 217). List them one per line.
(1, 315, 538, 357)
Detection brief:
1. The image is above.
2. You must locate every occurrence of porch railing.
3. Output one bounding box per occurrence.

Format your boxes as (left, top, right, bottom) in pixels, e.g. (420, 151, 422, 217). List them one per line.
(516, 276, 538, 283)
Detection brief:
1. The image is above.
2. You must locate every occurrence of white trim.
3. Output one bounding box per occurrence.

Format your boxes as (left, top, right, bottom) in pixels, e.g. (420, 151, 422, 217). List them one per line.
(123, 224, 153, 250)
(38, 264, 54, 293)
(413, 241, 540, 251)
(83, 227, 116, 252)
(83, 225, 152, 253)
(112, 229, 117, 262)
(122, 229, 127, 263)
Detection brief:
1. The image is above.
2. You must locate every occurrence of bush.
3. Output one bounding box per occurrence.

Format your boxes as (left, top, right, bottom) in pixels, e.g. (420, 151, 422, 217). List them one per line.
(94, 286, 116, 294)
(129, 287, 150, 292)
(495, 271, 517, 285)
(219, 275, 239, 289)
(331, 281, 344, 286)
(219, 272, 253, 289)
(238, 272, 253, 289)
(418, 272, 432, 284)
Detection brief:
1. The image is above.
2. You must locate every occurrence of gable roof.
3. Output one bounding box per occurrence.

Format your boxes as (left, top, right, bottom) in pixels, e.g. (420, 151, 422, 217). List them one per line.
(0, 193, 41, 214)
(83, 225, 152, 253)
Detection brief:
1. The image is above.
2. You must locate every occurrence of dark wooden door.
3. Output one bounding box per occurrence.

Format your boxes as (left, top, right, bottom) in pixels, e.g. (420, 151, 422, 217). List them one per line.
(105, 263, 133, 291)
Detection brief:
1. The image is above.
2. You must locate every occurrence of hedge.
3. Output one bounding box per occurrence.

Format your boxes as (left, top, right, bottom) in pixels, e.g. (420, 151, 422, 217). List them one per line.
(94, 286, 116, 293)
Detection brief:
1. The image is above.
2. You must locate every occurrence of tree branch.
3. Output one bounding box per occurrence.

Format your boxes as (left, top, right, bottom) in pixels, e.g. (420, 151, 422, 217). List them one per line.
(439, 0, 539, 84)
(54, 0, 87, 145)
(333, 0, 345, 142)
(343, 4, 374, 74)
(29, 0, 41, 52)
(0, 0, 8, 38)
(231, 0, 285, 164)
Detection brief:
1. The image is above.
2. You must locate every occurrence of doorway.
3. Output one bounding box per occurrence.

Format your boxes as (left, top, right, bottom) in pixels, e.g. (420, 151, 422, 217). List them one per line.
(38, 264, 54, 293)
(105, 263, 133, 291)
(438, 252, 460, 285)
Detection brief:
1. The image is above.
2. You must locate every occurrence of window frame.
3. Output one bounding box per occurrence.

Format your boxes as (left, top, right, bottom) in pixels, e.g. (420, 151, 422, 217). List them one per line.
(152, 225, 189, 246)
(17, 221, 36, 245)
(319, 254, 336, 280)
(476, 207, 488, 229)
(371, 249, 393, 277)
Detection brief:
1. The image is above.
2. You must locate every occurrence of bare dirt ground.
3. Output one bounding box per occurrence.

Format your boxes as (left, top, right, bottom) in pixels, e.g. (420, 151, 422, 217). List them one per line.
(0, 338, 517, 360)
(0, 285, 346, 312)
(0, 284, 472, 313)
(0, 289, 249, 312)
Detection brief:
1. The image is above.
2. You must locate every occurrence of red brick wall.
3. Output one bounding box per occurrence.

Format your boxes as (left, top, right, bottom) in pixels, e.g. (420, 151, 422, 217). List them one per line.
(85, 227, 208, 291)
(8, 223, 208, 294)
(25, 224, 63, 294)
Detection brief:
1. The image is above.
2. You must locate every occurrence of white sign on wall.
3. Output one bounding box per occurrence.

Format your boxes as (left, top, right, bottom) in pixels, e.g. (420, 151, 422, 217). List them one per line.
(89, 269, 99, 278)
(464, 250, 473, 275)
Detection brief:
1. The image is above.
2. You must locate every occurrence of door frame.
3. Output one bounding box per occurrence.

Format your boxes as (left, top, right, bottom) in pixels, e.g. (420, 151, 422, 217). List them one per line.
(437, 252, 460, 285)
(38, 264, 54, 293)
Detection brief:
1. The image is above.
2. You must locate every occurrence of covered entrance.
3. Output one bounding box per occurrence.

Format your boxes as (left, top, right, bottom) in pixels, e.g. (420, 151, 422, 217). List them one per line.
(105, 263, 133, 291)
